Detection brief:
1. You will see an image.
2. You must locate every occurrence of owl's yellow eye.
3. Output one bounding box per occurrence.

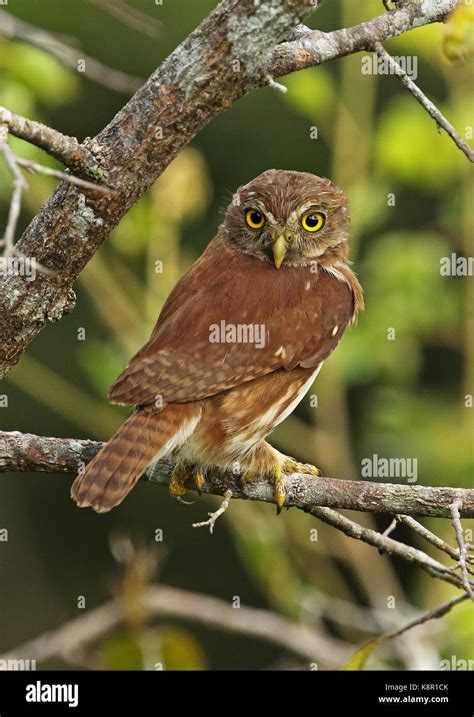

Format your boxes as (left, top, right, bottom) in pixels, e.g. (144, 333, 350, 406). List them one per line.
(245, 208, 266, 230)
(301, 210, 326, 232)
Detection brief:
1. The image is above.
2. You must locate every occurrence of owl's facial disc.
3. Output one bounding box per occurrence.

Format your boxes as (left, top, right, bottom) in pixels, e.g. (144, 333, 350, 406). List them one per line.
(225, 171, 350, 268)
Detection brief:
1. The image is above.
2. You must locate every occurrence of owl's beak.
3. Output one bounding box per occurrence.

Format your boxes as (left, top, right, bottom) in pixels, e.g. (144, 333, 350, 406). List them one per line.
(271, 232, 289, 269)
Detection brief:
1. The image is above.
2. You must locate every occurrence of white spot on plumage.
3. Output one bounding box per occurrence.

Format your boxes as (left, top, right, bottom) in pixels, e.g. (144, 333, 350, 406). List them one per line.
(274, 345, 287, 359)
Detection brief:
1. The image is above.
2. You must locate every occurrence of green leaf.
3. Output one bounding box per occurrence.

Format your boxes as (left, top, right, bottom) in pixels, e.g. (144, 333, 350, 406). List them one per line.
(343, 637, 382, 671)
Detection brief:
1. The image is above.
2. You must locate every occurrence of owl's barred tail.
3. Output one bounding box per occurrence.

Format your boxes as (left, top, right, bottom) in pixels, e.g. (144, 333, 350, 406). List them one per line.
(70, 404, 198, 513)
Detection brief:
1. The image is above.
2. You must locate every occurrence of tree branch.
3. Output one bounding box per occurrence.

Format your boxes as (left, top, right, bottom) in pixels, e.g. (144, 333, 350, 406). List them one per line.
(266, 0, 459, 78)
(373, 43, 474, 162)
(0, 106, 98, 176)
(0, 584, 351, 668)
(1, 431, 473, 520)
(0, 9, 144, 93)
(85, 0, 161, 39)
(1, 430, 473, 596)
(450, 499, 474, 599)
(308, 506, 471, 591)
(0, 0, 463, 379)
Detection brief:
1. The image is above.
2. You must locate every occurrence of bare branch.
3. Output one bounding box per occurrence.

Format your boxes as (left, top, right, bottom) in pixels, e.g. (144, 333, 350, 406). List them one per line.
(382, 517, 398, 537)
(0, 585, 351, 667)
(1, 431, 472, 520)
(266, 0, 460, 78)
(192, 489, 233, 533)
(373, 43, 474, 162)
(386, 593, 468, 641)
(450, 499, 474, 600)
(0, 106, 96, 175)
(0, 430, 473, 595)
(0, 124, 114, 256)
(309, 506, 472, 591)
(14, 156, 114, 194)
(86, 0, 161, 39)
(0, 9, 143, 93)
(396, 514, 474, 567)
(0, 126, 28, 255)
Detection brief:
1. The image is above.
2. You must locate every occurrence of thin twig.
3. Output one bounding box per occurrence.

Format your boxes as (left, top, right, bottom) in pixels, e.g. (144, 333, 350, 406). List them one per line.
(0, 9, 143, 93)
(86, 0, 161, 38)
(309, 506, 474, 592)
(450, 499, 474, 600)
(382, 517, 397, 538)
(16, 157, 114, 194)
(193, 489, 233, 534)
(0, 126, 28, 254)
(0, 129, 113, 258)
(265, 74, 288, 93)
(0, 106, 95, 175)
(373, 43, 474, 163)
(387, 593, 469, 641)
(0, 585, 351, 667)
(396, 514, 473, 567)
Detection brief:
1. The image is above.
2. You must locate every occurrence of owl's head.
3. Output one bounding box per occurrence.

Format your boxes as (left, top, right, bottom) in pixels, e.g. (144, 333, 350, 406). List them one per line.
(223, 169, 350, 268)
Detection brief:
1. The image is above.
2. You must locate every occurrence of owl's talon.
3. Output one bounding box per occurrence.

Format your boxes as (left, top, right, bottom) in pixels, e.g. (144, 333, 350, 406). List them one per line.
(270, 457, 320, 514)
(269, 465, 287, 514)
(169, 462, 205, 502)
(195, 471, 205, 495)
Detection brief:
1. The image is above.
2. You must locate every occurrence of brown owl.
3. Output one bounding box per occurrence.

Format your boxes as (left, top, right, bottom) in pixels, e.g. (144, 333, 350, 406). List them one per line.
(71, 169, 364, 513)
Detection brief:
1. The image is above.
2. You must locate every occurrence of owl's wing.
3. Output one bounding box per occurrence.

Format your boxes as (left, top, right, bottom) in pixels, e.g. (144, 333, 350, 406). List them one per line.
(109, 237, 359, 406)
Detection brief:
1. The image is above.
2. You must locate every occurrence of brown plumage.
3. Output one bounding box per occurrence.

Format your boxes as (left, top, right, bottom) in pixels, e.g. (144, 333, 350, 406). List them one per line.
(71, 170, 363, 513)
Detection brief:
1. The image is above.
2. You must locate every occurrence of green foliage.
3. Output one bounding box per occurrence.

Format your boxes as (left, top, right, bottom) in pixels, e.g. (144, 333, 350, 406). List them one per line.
(98, 627, 207, 670)
(160, 627, 207, 670)
(281, 67, 335, 120)
(1, 0, 472, 672)
(341, 231, 462, 384)
(99, 631, 145, 670)
(0, 43, 78, 104)
(375, 97, 470, 190)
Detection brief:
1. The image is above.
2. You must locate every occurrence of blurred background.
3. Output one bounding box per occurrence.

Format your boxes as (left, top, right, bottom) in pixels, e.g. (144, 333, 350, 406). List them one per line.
(0, 0, 473, 670)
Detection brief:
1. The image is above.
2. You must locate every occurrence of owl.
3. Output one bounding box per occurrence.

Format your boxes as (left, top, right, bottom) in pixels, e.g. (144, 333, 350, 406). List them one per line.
(71, 170, 364, 513)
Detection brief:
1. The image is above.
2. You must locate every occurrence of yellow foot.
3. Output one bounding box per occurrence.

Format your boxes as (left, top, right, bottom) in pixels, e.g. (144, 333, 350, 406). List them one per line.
(169, 463, 205, 504)
(272, 458, 321, 514)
